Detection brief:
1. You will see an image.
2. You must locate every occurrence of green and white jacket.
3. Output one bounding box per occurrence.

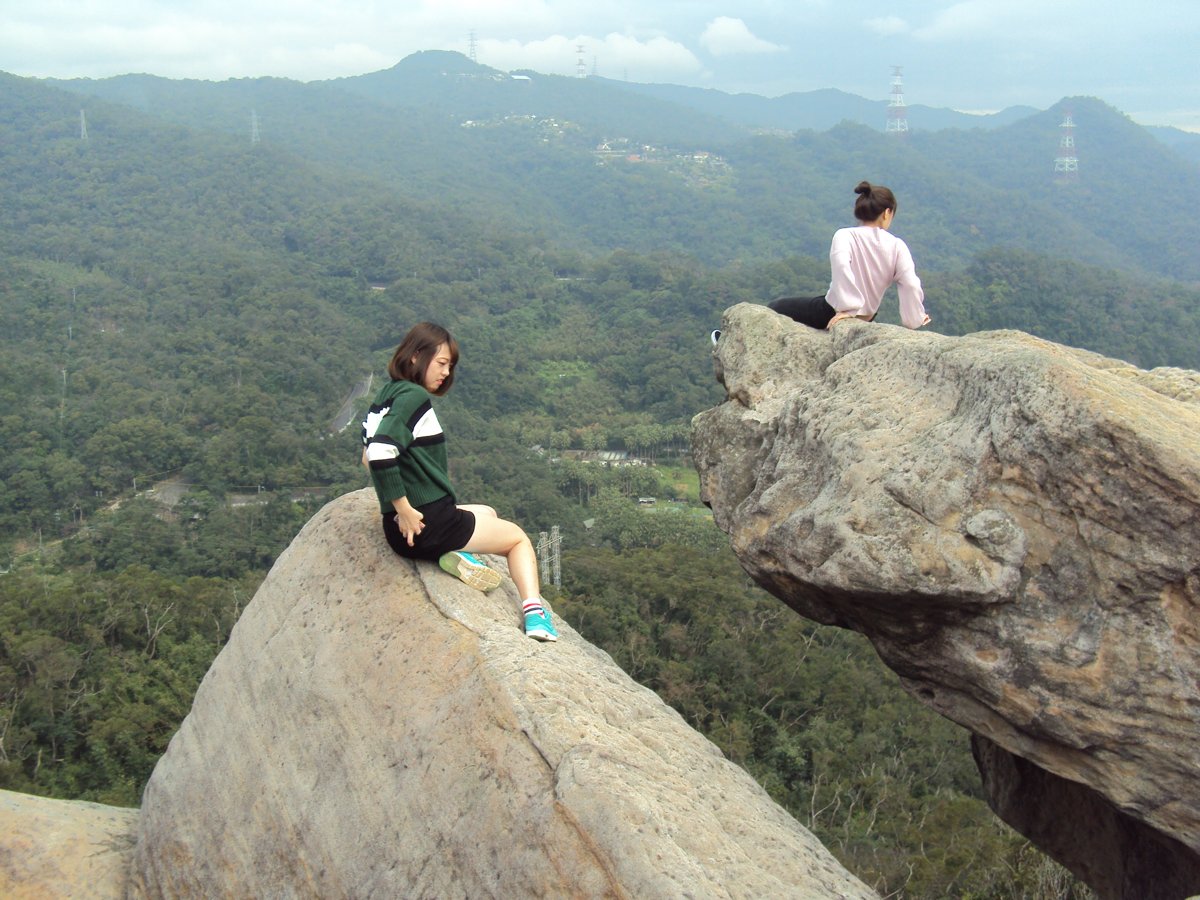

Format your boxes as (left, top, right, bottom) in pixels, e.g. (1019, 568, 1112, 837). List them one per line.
(361, 380, 456, 514)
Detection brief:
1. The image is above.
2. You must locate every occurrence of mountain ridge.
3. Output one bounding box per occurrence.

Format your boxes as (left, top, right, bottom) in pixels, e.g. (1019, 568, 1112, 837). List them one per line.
(22, 62, 1200, 281)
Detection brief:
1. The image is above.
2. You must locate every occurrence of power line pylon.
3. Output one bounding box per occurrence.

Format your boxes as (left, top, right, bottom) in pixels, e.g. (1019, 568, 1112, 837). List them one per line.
(79, 109, 88, 140)
(886, 66, 909, 136)
(468, 30, 478, 64)
(250, 110, 261, 146)
(576, 44, 587, 78)
(551, 525, 561, 588)
(1054, 109, 1079, 183)
(537, 527, 562, 588)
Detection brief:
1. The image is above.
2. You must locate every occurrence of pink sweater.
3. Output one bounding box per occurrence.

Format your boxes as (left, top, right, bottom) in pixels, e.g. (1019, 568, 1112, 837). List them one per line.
(826, 226, 928, 328)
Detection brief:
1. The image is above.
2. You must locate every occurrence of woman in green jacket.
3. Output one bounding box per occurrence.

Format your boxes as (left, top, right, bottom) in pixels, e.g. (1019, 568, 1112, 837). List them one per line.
(362, 321, 556, 642)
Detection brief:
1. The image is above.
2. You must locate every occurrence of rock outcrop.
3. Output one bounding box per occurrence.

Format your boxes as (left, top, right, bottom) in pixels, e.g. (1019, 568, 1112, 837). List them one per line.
(693, 303, 1200, 900)
(127, 487, 875, 899)
(0, 788, 137, 898)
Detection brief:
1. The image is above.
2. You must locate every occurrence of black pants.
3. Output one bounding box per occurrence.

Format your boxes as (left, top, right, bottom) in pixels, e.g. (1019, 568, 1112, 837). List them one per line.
(767, 295, 837, 329)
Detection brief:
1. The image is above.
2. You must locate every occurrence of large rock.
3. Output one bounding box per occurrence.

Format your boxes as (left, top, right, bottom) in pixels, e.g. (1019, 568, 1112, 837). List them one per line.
(130, 487, 875, 899)
(693, 304, 1200, 899)
(0, 788, 137, 898)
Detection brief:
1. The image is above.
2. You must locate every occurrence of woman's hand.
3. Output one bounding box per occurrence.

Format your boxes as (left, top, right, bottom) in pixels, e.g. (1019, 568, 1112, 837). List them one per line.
(827, 311, 862, 329)
(393, 499, 425, 547)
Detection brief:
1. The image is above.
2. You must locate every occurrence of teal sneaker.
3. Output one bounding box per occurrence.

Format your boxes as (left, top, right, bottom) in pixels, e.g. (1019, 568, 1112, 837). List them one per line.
(438, 551, 502, 592)
(524, 609, 558, 642)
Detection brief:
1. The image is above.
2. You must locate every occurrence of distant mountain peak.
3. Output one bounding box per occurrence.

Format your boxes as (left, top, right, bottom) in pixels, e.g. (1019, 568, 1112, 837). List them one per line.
(388, 49, 495, 77)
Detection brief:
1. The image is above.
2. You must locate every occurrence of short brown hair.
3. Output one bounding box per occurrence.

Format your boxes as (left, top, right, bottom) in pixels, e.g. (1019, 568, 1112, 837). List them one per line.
(387, 322, 459, 395)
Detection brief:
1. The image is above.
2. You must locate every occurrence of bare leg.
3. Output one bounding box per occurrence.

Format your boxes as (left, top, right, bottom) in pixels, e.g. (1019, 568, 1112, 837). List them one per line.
(459, 511, 540, 601)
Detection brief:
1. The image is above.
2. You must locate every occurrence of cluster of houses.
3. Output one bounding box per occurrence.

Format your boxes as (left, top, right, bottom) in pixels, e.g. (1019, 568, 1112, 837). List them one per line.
(591, 138, 731, 185)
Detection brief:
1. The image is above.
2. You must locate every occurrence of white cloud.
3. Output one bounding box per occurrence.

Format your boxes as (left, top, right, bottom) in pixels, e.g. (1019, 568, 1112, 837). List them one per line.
(698, 17, 785, 57)
(0, 2, 394, 79)
(909, 0, 1094, 43)
(912, 1, 1004, 41)
(865, 16, 910, 37)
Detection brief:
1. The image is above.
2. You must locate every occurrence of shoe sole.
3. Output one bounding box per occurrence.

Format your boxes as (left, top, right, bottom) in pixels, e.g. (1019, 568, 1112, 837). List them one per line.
(440, 554, 503, 592)
(525, 627, 558, 642)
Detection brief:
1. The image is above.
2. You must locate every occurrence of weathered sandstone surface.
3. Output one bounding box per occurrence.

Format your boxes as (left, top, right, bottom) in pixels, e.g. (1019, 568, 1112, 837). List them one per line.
(693, 303, 1200, 900)
(0, 788, 137, 899)
(125, 487, 875, 899)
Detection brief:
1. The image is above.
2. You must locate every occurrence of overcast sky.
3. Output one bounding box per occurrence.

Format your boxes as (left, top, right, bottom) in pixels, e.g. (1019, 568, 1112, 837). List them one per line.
(3, 1, 1197, 131)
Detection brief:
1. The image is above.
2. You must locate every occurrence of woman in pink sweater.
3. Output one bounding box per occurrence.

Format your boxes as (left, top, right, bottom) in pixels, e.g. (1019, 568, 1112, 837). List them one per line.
(767, 181, 930, 331)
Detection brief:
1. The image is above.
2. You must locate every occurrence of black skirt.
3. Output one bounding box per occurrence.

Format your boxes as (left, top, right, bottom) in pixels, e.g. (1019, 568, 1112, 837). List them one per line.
(381, 495, 476, 560)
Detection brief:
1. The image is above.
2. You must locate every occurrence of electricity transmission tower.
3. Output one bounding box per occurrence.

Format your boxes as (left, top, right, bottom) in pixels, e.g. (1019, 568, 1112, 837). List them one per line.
(886, 66, 908, 136)
(537, 526, 562, 588)
(1054, 110, 1079, 183)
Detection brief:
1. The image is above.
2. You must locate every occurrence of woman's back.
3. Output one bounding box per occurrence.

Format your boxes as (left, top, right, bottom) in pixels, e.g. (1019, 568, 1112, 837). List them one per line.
(827, 224, 925, 327)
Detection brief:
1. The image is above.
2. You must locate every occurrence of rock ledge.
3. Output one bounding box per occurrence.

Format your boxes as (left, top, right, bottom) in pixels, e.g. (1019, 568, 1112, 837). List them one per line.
(693, 304, 1200, 899)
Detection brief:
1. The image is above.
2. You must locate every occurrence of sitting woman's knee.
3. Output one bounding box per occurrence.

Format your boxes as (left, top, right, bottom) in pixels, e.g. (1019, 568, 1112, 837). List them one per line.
(460, 503, 498, 519)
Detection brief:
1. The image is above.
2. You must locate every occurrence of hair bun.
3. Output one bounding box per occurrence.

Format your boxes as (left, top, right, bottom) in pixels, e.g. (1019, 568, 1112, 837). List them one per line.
(854, 181, 872, 196)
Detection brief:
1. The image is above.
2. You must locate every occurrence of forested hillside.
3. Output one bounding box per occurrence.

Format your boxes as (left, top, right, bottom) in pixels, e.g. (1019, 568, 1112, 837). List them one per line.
(2, 59, 1194, 896)
(45, 52, 1200, 280)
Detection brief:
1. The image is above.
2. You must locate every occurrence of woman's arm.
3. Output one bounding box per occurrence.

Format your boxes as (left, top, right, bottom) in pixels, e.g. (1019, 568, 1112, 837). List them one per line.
(391, 496, 424, 546)
(363, 388, 419, 530)
(827, 230, 864, 316)
(895, 240, 929, 328)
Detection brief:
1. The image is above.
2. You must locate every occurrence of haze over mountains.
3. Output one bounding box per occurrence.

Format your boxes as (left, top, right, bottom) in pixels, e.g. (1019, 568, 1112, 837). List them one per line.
(4, 48, 1200, 897)
(18, 50, 1197, 289)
